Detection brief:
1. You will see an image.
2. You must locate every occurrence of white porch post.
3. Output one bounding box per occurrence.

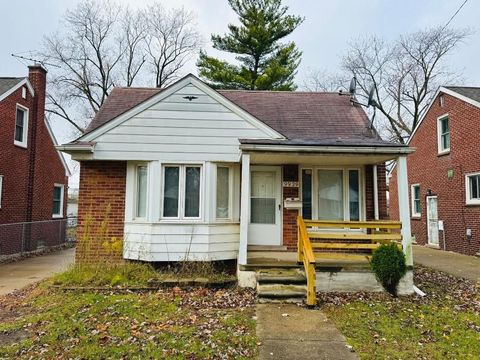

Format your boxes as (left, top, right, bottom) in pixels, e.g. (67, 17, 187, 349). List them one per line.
(396, 155, 413, 266)
(238, 153, 250, 265)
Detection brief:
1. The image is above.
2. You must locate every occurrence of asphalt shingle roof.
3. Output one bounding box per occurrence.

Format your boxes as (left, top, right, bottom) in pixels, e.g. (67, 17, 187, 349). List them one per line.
(0, 77, 24, 98)
(445, 86, 480, 103)
(80, 79, 399, 147)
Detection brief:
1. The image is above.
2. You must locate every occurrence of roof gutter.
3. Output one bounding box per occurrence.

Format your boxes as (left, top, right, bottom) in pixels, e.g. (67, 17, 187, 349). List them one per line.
(55, 143, 96, 153)
(239, 143, 415, 155)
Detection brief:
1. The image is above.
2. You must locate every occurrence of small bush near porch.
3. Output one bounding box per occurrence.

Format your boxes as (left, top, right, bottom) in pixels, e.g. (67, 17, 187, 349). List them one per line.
(320, 266, 480, 359)
(0, 264, 257, 359)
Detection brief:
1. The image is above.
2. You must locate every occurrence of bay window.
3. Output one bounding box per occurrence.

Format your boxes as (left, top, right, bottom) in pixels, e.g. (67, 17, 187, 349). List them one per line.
(301, 167, 362, 221)
(162, 165, 202, 219)
(216, 165, 232, 220)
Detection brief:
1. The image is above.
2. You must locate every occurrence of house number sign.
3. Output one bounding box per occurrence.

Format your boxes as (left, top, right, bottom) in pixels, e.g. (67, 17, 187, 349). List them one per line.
(283, 181, 299, 188)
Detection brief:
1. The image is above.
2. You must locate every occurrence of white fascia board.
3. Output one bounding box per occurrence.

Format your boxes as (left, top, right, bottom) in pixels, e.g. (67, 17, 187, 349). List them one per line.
(239, 143, 415, 155)
(79, 74, 285, 143)
(0, 78, 35, 102)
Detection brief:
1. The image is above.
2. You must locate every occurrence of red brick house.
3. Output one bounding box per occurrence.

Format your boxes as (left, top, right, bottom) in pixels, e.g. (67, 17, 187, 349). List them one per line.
(59, 74, 415, 285)
(0, 66, 70, 255)
(390, 86, 480, 256)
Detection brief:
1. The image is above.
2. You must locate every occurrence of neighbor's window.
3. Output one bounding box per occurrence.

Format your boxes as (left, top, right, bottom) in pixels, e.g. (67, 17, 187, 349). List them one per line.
(162, 165, 201, 219)
(136, 165, 148, 218)
(437, 115, 450, 154)
(411, 184, 421, 217)
(466, 173, 480, 205)
(14, 105, 28, 148)
(216, 166, 231, 219)
(0, 175, 3, 209)
(52, 184, 64, 217)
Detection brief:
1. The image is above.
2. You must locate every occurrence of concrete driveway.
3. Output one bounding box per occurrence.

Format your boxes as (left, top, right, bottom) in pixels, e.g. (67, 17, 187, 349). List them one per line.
(0, 248, 75, 295)
(413, 245, 480, 281)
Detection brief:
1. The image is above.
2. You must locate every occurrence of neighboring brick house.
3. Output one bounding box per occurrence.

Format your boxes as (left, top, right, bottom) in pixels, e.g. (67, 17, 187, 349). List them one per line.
(0, 66, 70, 255)
(58, 74, 414, 266)
(390, 86, 480, 256)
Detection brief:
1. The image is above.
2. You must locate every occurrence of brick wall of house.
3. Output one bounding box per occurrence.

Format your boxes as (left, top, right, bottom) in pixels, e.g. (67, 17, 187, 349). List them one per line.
(0, 66, 68, 255)
(390, 92, 480, 255)
(76, 161, 126, 263)
(282, 165, 299, 250)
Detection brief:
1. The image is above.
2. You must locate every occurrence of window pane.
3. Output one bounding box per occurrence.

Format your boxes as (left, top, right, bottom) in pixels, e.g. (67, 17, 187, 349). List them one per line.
(52, 186, 62, 215)
(318, 170, 343, 220)
(471, 175, 479, 199)
(136, 166, 147, 218)
(415, 200, 421, 214)
(185, 167, 200, 217)
(302, 169, 312, 220)
(414, 186, 420, 201)
(349, 170, 359, 221)
(216, 167, 230, 219)
(15, 109, 24, 142)
(251, 171, 276, 224)
(163, 167, 179, 217)
(440, 118, 450, 150)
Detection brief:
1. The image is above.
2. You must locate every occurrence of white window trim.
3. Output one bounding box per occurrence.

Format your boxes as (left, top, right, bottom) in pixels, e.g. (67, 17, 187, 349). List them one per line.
(465, 172, 480, 205)
(437, 114, 450, 155)
(160, 164, 203, 221)
(14, 104, 29, 148)
(214, 164, 234, 221)
(300, 166, 364, 222)
(410, 183, 421, 218)
(0, 175, 3, 209)
(21, 86, 27, 99)
(134, 164, 149, 220)
(52, 184, 65, 218)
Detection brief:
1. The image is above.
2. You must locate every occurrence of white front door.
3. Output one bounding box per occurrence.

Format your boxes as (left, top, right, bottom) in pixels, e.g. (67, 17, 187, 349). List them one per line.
(426, 196, 439, 246)
(248, 166, 282, 245)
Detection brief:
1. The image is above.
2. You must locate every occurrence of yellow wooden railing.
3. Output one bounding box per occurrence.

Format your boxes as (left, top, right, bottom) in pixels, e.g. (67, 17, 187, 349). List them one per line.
(303, 219, 402, 261)
(297, 216, 317, 306)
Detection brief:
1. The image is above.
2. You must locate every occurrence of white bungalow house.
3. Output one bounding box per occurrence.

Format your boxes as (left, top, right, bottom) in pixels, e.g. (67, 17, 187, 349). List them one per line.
(59, 74, 414, 298)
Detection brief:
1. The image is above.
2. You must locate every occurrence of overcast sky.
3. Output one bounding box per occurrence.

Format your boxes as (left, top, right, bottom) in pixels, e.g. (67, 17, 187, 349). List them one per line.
(1, 0, 479, 185)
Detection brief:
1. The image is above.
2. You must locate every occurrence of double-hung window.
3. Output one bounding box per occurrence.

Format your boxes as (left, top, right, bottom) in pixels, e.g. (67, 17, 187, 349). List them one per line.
(14, 105, 28, 148)
(302, 168, 362, 221)
(466, 173, 480, 205)
(437, 115, 450, 154)
(411, 184, 421, 217)
(52, 184, 64, 218)
(162, 165, 202, 219)
(216, 165, 232, 220)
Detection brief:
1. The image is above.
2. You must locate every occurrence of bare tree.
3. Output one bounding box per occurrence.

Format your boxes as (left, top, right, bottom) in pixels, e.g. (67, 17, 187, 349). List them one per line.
(41, 0, 201, 134)
(145, 4, 202, 88)
(304, 27, 470, 143)
(302, 69, 346, 92)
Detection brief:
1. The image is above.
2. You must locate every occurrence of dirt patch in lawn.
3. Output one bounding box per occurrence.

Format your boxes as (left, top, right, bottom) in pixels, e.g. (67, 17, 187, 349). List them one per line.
(319, 266, 480, 359)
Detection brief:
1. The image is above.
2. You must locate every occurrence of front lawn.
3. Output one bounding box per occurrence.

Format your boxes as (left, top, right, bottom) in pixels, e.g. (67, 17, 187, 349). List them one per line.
(0, 265, 257, 359)
(321, 266, 480, 359)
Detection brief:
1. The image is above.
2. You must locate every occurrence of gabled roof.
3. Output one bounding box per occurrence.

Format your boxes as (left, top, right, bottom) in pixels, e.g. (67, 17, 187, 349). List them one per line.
(0, 77, 35, 102)
(444, 86, 480, 104)
(73, 74, 401, 148)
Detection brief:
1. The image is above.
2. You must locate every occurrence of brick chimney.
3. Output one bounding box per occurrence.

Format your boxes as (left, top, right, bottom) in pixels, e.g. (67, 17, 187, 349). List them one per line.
(28, 65, 47, 115)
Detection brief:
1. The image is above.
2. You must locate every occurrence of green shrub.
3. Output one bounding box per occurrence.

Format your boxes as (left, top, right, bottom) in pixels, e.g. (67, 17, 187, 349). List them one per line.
(370, 243, 407, 296)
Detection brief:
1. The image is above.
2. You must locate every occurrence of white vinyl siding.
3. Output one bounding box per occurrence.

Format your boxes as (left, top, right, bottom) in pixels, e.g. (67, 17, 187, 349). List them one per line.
(411, 184, 421, 217)
(437, 115, 450, 154)
(466, 172, 480, 205)
(92, 84, 273, 162)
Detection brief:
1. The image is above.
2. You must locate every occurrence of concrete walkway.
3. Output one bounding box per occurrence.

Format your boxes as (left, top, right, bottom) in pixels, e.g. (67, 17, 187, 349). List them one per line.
(414, 245, 480, 281)
(256, 304, 357, 360)
(0, 248, 75, 295)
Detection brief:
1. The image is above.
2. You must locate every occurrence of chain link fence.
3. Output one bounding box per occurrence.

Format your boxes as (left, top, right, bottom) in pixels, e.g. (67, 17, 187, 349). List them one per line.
(0, 217, 77, 261)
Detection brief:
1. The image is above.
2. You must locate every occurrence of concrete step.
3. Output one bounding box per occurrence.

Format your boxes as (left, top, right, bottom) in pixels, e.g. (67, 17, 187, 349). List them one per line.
(248, 245, 288, 252)
(257, 284, 307, 301)
(256, 268, 306, 285)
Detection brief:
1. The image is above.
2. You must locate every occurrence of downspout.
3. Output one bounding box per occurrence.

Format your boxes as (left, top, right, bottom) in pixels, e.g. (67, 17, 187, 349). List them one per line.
(373, 165, 379, 220)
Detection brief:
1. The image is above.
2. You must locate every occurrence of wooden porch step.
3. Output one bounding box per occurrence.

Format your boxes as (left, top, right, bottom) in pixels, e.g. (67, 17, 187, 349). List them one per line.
(312, 243, 380, 250)
(308, 232, 402, 241)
